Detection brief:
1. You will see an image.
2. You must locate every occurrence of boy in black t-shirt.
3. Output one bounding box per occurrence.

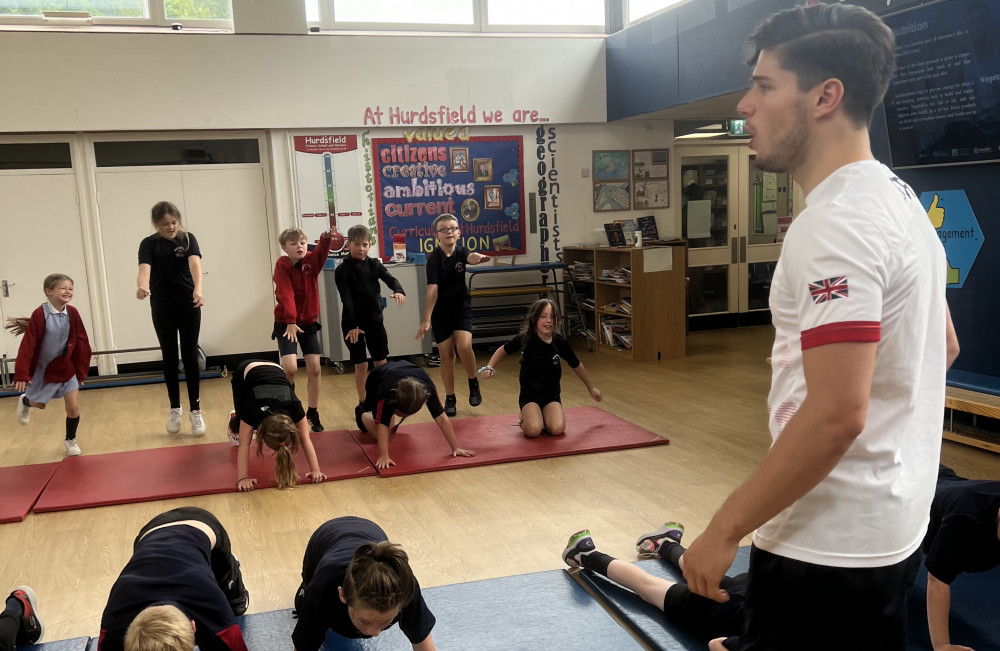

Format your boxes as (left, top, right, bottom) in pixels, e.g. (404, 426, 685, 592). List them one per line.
(99, 507, 249, 651)
(334, 225, 406, 406)
(293, 517, 436, 651)
(921, 465, 1000, 651)
(415, 214, 489, 417)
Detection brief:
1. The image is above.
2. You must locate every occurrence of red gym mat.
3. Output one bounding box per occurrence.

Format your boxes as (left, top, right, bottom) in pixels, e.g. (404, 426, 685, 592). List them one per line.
(0, 462, 60, 523)
(351, 406, 669, 477)
(32, 430, 375, 513)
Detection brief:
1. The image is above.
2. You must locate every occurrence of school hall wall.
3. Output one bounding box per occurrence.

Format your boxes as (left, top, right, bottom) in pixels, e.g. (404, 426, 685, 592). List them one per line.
(0, 29, 674, 364)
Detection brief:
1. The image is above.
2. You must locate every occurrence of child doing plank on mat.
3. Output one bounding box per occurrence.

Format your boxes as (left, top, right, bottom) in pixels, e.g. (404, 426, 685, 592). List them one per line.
(478, 298, 600, 437)
(355, 360, 475, 469)
(8, 273, 91, 456)
(228, 359, 325, 491)
(293, 516, 436, 651)
(136, 201, 206, 436)
(99, 506, 249, 651)
(335, 224, 406, 406)
(563, 523, 743, 651)
(273, 227, 335, 432)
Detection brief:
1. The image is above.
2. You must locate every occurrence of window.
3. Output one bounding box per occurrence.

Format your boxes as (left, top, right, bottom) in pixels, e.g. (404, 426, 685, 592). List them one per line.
(333, 0, 473, 25)
(627, 0, 689, 25)
(308, 0, 606, 33)
(0, 143, 72, 170)
(93, 139, 259, 167)
(489, 0, 603, 27)
(0, 0, 232, 26)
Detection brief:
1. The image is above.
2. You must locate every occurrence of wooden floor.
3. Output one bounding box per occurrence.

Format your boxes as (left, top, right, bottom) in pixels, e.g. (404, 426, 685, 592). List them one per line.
(1, 326, 997, 643)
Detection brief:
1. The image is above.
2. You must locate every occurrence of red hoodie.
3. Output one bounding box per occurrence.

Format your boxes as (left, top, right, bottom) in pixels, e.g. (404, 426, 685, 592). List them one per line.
(272, 233, 334, 325)
(14, 304, 92, 384)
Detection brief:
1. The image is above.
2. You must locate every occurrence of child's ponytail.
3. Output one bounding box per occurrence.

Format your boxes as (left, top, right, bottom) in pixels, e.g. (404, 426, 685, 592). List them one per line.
(256, 413, 300, 489)
(4, 317, 29, 337)
(343, 541, 416, 613)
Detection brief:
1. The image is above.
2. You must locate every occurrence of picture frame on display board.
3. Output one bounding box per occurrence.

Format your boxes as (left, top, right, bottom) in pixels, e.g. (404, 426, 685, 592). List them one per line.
(450, 147, 470, 173)
(484, 184, 502, 210)
(473, 158, 493, 181)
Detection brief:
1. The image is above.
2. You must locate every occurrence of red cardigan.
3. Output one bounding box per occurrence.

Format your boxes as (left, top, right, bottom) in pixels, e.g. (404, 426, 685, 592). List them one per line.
(14, 304, 92, 384)
(272, 233, 334, 326)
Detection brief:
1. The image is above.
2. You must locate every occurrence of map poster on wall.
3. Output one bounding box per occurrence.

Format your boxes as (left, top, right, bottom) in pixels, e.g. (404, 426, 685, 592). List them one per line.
(373, 136, 525, 257)
(293, 134, 365, 249)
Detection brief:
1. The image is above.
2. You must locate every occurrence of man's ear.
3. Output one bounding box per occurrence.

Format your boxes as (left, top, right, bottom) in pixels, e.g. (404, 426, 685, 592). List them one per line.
(812, 78, 846, 119)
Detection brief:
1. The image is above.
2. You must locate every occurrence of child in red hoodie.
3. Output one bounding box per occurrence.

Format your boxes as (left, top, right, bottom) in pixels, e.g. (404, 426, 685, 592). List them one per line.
(272, 228, 333, 432)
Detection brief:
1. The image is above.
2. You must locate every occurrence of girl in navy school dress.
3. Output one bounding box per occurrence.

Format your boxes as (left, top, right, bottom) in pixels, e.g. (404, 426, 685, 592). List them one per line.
(478, 298, 601, 437)
(9, 273, 92, 456)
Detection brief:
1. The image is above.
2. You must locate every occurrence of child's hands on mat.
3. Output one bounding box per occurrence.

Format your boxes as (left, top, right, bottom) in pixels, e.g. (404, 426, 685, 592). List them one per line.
(306, 470, 326, 483)
(375, 455, 396, 469)
(590, 387, 602, 402)
(452, 448, 476, 458)
(345, 327, 365, 344)
(237, 477, 257, 492)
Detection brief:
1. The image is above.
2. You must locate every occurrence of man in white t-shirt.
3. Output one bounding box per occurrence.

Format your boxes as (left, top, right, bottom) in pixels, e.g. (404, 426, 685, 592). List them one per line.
(680, 5, 961, 650)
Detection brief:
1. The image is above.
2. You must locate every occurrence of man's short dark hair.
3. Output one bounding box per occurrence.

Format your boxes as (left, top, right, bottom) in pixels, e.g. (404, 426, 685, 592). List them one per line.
(748, 3, 896, 127)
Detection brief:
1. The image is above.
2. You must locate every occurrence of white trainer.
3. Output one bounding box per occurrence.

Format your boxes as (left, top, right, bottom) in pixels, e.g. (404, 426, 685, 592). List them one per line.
(16, 396, 31, 425)
(64, 439, 82, 456)
(227, 410, 240, 446)
(190, 410, 206, 437)
(167, 407, 183, 434)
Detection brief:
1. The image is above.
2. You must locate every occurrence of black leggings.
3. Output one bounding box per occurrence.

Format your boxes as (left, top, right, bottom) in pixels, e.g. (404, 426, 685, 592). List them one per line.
(0, 609, 17, 651)
(136, 506, 248, 615)
(151, 303, 201, 411)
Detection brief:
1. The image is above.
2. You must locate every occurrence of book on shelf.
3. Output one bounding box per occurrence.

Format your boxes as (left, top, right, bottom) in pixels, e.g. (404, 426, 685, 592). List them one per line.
(636, 215, 659, 241)
(601, 296, 632, 315)
(600, 316, 632, 350)
(568, 261, 595, 281)
(603, 222, 626, 247)
(598, 267, 632, 284)
(615, 219, 636, 246)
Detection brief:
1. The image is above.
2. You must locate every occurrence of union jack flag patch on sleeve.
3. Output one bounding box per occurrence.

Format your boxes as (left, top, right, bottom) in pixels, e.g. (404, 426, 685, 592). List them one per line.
(808, 276, 849, 304)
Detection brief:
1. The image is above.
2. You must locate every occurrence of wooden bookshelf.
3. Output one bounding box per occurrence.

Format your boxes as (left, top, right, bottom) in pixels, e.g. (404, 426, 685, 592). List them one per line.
(563, 243, 687, 361)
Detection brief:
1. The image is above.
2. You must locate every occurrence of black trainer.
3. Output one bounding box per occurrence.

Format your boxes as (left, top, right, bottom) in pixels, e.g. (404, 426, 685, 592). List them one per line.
(444, 394, 457, 417)
(221, 555, 250, 616)
(10, 585, 44, 646)
(306, 409, 324, 433)
(468, 378, 482, 407)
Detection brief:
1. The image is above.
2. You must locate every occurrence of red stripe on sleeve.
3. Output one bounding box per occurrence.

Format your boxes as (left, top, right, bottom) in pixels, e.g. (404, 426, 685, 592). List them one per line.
(800, 321, 881, 351)
(217, 623, 248, 651)
(375, 399, 386, 425)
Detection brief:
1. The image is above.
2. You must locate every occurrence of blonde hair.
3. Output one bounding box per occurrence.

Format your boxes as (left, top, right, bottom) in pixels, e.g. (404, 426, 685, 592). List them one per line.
(343, 541, 415, 613)
(393, 377, 429, 415)
(124, 605, 195, 651)
(257, 413, 300, 489)
(4, 273, 75, 336)
(279, 228, 308, 247)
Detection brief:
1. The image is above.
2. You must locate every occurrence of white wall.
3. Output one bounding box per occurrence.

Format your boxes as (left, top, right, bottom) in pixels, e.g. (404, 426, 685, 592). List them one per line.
(0, 31, 606, 131)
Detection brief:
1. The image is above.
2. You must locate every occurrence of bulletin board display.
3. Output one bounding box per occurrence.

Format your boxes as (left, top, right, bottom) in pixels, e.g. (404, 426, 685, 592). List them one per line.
(373, 136, 526, 257)
(293, 134, 365, 245)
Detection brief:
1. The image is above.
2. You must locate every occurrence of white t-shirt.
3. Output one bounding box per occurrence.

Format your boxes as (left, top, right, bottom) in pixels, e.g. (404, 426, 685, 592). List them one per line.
(755, 160, 947, 568)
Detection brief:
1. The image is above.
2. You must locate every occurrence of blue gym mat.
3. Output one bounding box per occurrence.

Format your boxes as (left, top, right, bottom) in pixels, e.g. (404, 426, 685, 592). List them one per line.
(906, 562, 1000, 651)
(26, 637, 90, 651)
(237, 568, 642, 650)
(574, 545, 752, 651)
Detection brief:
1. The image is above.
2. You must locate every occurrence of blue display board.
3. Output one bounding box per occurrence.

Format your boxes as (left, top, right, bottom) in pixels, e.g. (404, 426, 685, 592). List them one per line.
(373, 136, 525, 257)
